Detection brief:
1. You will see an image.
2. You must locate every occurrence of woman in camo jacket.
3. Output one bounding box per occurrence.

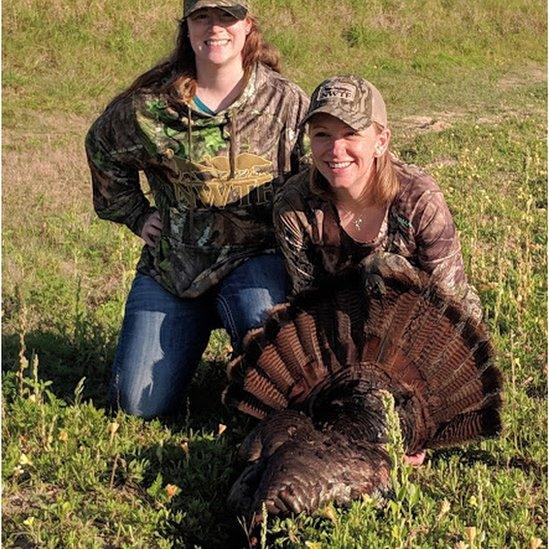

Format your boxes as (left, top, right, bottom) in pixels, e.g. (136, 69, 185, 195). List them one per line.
(86, 0, 309, 418)
(273, 77, 483, 466)
(274, 76, 481, 319)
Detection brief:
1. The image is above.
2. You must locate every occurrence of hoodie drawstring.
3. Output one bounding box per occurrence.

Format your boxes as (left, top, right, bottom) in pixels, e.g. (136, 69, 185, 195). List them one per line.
(229, 108, 237, 180)
(187, 103, 194, 234)
(187, 104, 193, 163)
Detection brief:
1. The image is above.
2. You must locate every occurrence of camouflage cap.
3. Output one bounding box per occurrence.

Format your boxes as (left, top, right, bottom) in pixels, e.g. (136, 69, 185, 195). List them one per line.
(302, 76, 388, 131)
(183, 0, 249, 19)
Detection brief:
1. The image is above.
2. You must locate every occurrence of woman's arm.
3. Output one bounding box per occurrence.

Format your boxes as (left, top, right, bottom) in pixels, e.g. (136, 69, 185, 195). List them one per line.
(273, 189, 318, 296)
(85, 101, 157, 238)
(412, 187, 483, 320)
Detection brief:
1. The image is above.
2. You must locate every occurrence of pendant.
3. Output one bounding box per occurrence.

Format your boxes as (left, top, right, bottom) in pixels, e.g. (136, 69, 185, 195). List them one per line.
(354, 217, 364, 230)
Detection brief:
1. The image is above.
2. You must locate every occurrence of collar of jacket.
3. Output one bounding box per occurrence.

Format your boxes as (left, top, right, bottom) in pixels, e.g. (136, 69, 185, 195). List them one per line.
(182, 63, 260, 176)
(135, 63, 264, 177)
(184, 62, 259, 120)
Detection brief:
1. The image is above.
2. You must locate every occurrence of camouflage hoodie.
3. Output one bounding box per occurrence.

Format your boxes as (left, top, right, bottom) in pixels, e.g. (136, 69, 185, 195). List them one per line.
(86, 63, 309, 297)
(273, 158, 483, 319)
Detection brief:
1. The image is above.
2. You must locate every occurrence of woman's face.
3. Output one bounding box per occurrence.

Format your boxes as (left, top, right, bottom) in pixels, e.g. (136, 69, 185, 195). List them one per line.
(187, 8, 251, 68)
(309, 113, 390, 197)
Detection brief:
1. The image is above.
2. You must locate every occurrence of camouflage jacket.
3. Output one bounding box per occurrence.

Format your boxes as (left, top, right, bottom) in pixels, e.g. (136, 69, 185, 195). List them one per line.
(86, 63, 309, 297)
(274, 158, 483, 319)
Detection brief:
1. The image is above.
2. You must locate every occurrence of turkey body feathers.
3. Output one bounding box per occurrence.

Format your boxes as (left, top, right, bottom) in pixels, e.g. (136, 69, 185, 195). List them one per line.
(224, 265, 502, 519)
(227, 409, 391, 518)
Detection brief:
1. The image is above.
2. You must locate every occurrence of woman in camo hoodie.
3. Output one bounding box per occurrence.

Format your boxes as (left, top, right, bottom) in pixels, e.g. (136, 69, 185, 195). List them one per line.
(86, 0, 309, 418)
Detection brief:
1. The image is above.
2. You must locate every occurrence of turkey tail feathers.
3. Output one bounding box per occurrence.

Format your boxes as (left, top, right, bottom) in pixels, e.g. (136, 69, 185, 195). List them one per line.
(429, 403, 502, 448)
(224, 267, 503, 449)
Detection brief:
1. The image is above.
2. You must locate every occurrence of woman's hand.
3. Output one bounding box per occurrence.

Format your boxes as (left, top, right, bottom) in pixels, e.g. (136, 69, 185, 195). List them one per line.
(140, 211, 163, 247)
(403, 450, 426, 467)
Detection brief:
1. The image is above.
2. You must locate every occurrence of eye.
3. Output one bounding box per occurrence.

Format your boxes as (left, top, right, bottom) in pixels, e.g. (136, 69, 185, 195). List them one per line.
(345, 129, 361, 139)
(219, 12, 237, 22)
(310, 129, 329, 138)
(189, 12, 208, 22)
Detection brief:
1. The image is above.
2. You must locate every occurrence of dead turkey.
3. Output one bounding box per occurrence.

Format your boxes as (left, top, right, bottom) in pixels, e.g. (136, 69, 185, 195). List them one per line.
(223, 255, 503, 520)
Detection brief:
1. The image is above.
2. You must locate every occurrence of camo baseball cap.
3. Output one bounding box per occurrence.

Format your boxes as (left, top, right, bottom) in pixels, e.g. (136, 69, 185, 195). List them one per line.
(184, 0, 249, 19)
(302, 76, 388, 131)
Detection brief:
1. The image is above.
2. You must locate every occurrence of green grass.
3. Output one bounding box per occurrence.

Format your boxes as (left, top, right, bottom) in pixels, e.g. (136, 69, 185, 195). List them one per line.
(2, 0, 547, 547)
(2, 0, 546, 121)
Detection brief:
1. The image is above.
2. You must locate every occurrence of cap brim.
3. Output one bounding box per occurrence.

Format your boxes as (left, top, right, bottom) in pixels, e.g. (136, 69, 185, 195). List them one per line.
(185, 4, 248, 19)
(300, 107, 369, 132)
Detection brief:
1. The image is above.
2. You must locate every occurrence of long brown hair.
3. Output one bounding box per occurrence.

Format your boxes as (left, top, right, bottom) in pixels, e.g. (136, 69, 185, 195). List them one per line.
(112, 13, 281, 104)
(309, 122, 400, 207)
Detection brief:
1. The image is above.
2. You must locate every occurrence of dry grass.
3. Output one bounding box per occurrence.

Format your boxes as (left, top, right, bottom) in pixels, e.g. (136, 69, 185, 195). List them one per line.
(4, 137, 90, 215)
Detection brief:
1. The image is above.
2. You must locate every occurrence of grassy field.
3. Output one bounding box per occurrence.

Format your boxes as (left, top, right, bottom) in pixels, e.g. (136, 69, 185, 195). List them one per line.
(2, 0, 547, 547)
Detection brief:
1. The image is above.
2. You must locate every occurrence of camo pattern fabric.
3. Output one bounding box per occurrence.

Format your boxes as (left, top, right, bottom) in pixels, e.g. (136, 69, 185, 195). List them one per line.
(184, 0, 249, 18)
(273, 157, 483, 320)
(86, 63, 309, 298)
(302, 76, 387, 131)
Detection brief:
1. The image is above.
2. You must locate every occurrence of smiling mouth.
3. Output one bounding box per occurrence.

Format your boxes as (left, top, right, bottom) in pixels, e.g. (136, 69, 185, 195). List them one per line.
(327, 161, 353, 169)
(205, 39, 230, 46)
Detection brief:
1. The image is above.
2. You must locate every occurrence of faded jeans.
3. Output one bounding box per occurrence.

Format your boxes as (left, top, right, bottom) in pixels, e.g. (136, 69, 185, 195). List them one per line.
(110, 253, 289, 418)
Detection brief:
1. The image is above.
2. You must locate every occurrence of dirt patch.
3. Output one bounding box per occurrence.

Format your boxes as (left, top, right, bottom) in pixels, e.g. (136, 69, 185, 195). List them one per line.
(498, 64, 546, 91)
(6, 111, 91, 137)
(3, 486, 59, 519)
(398, 114, 455, 134)
(394, 63, 546, 137)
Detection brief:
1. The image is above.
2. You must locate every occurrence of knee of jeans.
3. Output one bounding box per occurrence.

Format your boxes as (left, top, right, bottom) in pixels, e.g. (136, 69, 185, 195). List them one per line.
(120, 392, 174, 420)
(246, 288, 280, 326)
(218, 288, 280, 347)
(111, 374, 179, 420)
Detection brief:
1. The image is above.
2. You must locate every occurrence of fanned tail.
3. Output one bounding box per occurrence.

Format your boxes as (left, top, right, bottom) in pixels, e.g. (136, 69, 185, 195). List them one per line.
(225, 259, 503, 521)
(224, 265, 503, 448)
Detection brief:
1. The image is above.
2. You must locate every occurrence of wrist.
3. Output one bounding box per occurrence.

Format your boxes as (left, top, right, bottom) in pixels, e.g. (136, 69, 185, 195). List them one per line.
(133, 207, 158, 237)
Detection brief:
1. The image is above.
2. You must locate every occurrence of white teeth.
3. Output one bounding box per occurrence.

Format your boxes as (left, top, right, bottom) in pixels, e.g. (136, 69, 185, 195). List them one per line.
(328, 161, 352, 169)
(206, 39, 230, 46)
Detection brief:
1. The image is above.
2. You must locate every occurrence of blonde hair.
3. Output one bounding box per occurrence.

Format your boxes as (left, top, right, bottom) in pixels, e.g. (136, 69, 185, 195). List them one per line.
(309, 122, 400, 206)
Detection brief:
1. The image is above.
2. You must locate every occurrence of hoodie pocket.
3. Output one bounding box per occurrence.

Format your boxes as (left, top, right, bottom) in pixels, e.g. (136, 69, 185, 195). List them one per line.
(166, 206, 275, 250)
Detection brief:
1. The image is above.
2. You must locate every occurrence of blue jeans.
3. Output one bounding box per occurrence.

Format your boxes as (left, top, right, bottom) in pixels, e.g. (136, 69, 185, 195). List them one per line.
(110, 254, 289, 418)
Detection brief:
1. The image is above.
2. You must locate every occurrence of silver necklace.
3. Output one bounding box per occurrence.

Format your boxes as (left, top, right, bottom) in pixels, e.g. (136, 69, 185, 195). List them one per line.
(339, 205, 364, 231)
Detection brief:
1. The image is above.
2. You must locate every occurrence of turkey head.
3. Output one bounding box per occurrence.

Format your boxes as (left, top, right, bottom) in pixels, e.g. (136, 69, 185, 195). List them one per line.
(223, 258, 503, 521)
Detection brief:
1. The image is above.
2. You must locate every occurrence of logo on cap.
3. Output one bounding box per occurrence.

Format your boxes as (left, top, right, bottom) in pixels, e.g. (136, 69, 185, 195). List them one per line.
(317, 83, 357, 102)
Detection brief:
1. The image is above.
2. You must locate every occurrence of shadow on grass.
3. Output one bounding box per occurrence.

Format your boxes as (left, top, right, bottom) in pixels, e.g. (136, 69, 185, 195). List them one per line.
(3, 328, 259, 547)
(2, 328, 236, 428)
(113, 436, 253, 548)
(2, 329, 113, 407)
